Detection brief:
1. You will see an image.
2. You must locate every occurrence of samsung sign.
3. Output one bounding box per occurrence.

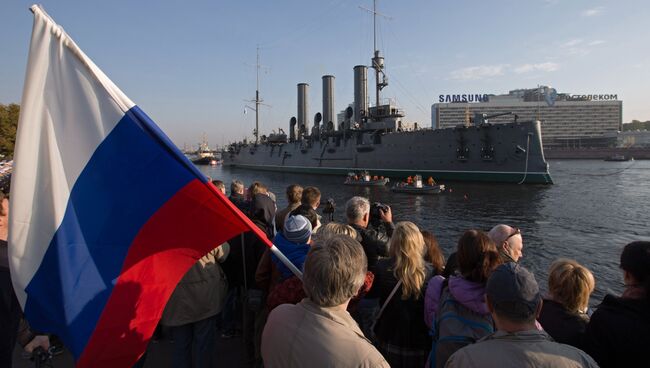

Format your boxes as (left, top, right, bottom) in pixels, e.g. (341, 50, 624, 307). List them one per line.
(439, 94, 489, 103)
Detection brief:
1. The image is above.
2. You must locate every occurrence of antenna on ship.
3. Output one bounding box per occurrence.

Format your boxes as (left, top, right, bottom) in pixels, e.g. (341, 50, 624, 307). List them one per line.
(245, 45, 271, 144)
(360, 0, 391, 111)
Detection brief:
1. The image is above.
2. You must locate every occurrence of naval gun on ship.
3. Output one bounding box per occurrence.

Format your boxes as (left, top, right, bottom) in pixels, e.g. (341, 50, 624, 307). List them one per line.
(472, 112, 519, 125)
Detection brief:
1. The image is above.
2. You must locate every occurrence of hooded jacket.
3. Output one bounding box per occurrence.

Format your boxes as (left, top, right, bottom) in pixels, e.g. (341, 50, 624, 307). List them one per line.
(424, 275, 489, 329)
(270, 232, 310, 280)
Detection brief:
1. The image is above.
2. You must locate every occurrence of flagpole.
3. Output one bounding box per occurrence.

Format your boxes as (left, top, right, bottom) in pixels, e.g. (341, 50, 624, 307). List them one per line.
(202, 181, 303, 279)
(269, 245, 303, 279)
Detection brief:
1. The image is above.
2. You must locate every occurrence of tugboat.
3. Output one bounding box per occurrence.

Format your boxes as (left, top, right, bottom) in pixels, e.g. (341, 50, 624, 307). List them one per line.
(344, 171, 390, 186)
(191, 136, 218, 165)
(391, 175, 445, 194)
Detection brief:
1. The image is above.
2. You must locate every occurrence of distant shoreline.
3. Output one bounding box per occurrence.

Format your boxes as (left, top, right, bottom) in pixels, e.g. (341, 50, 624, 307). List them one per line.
(545, 147, 650, 160)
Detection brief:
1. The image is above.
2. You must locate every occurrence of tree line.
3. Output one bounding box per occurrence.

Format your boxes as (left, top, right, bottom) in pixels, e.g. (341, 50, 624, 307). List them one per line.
(622, 120, 650, 131)
(0, 103, 20, 158)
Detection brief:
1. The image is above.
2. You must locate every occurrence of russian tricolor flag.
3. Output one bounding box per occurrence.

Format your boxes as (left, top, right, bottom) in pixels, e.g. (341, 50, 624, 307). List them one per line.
(9, 5, 275, 367)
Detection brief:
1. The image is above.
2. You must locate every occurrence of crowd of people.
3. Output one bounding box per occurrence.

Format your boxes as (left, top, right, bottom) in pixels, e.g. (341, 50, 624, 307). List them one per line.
(1, 176, 649, 368)
(197, 178, 649, 368)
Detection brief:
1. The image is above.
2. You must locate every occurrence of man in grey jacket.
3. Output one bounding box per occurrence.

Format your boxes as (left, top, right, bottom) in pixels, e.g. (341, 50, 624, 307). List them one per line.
(261, 235, 388, 368)
(446, 263, 598, 368)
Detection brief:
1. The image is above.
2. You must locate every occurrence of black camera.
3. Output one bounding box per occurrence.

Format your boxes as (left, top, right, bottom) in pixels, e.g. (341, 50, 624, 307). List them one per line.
(369, 202, 389, 225)
(30, 346, 52, 366)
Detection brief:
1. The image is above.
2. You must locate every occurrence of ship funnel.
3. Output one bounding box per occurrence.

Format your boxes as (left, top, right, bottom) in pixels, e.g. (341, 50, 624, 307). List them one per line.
(322, 75, 335, 131)
(297, 83, 309, 138)
(312, 112, 322, 137)
(289, 116, 297, 142)
(353, 65, 368, 125)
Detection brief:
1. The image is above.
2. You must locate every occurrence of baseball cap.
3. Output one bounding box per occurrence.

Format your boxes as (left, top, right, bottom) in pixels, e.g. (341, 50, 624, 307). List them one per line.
(486, 262, 541, 320)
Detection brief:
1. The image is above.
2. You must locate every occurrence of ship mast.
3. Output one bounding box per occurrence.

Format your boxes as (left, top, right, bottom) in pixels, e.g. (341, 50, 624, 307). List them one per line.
(369, 0, 388, 110)
(246, 46, 266, 145)
(255, 47, 261, 144)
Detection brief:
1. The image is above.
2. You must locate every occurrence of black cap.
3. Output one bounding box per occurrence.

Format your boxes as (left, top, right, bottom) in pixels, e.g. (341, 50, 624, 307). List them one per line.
(487, 262, 541, 320)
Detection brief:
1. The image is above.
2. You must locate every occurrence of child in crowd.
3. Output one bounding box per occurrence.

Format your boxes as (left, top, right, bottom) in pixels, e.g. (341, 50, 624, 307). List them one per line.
(538, 259, 595, 347)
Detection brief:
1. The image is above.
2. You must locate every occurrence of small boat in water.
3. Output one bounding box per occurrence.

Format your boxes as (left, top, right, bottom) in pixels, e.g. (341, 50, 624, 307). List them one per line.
(604, 154, 632, 162)
(344, 172, 389, 186)
(191, 136, 220, 165)
(391, 175, 445, 194)
(391, 183, 445, 194)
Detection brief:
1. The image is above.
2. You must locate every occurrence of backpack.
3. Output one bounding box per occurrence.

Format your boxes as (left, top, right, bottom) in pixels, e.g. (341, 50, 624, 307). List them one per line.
(428, 280, 494, 368)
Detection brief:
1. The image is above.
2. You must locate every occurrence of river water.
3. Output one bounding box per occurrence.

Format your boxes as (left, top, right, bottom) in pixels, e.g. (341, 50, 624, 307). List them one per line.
(199, 159, 650, 306)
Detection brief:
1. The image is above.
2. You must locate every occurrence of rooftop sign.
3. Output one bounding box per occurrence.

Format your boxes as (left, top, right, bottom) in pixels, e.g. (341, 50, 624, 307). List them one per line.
(438, 94, 489, 103)
(567, 94, 618, 101)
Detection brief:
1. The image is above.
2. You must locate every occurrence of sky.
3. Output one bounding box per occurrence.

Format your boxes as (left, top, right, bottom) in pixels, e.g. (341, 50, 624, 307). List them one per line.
(1, 0, 649, 149)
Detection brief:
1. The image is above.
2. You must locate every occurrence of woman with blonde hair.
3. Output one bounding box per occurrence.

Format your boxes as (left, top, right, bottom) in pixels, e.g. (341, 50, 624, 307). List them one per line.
(367, 221, 433, 367)
(539, 258, 595, 347)
(316, 222, 358, 240)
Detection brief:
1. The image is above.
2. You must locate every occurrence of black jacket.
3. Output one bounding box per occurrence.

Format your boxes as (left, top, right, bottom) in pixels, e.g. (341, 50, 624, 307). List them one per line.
(222, 194, 275, 289)
(228, 192, 249, 214)
(582, 294, 650, 368)
(538, 298, 589, 348)
(350, 222, 394, 273)
(367, 258, 433, 351)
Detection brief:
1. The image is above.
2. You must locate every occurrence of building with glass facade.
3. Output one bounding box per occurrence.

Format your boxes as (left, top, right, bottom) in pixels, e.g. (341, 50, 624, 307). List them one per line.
(432, 87, 622, 148)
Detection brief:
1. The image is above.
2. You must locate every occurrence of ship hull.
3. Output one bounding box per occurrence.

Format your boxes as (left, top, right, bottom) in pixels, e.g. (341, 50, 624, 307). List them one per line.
(224, 121, 553, 184)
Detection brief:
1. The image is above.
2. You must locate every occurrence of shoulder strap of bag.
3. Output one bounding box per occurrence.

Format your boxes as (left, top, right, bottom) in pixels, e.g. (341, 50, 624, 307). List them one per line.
(372, 279, 403, 330)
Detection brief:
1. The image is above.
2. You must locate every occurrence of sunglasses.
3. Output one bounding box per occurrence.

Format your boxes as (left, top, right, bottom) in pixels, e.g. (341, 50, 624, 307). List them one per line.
(504, 227, 521, 242)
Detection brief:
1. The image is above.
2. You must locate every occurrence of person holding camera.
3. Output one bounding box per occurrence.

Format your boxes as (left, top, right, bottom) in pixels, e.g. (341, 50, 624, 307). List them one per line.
(345, 197, 394, 273)
(345, 196, 395, 340)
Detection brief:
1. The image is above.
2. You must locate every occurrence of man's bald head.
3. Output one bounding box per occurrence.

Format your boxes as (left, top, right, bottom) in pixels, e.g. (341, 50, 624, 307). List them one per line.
(489, 224, 523, 263)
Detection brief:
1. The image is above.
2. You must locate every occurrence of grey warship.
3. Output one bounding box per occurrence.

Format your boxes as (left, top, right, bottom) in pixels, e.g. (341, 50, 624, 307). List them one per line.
(223, 5, 552, 185)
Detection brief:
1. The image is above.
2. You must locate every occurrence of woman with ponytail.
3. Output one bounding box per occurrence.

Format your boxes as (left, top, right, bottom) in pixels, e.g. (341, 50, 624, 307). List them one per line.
(583, 241, 650, 368)
(423, 229, 502, 368)
(367, 221, 433, 367)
